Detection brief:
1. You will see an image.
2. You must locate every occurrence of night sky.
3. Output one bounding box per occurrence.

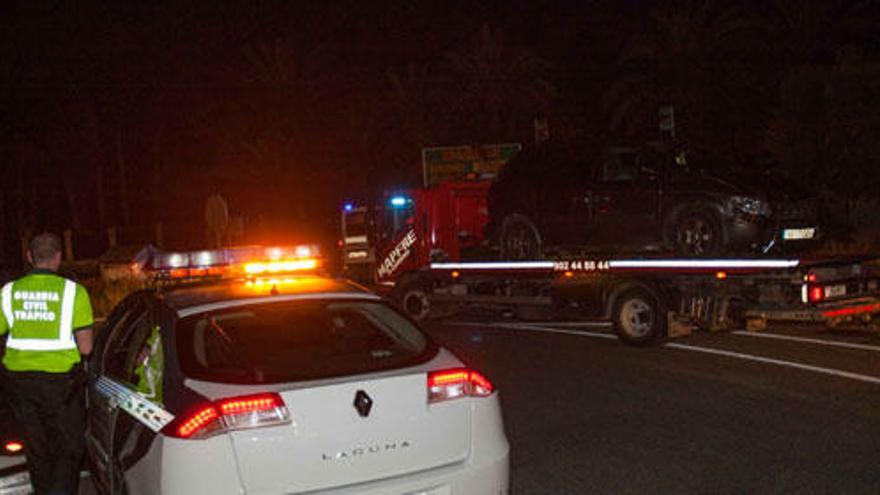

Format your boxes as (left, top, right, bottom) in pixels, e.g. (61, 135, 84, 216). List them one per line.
(1, 1, 878, 260)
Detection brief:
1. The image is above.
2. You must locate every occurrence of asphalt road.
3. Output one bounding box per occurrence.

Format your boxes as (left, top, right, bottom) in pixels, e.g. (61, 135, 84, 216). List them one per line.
(423, 319, 880, 494)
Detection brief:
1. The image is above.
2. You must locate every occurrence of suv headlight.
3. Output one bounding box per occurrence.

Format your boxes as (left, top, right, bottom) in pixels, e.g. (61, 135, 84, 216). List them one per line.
(728, 196, 771, 217)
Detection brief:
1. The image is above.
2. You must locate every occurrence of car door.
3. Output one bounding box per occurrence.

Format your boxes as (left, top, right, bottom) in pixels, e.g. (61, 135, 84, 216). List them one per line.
(536, 151, 595, 246)
(88, 297, 159, 493)
(87, 295, 146, 491)
(591, 149, 662, 248)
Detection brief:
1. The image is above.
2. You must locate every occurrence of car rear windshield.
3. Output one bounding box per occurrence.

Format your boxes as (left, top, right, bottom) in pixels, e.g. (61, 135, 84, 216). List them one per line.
(177, 300, 436, 384)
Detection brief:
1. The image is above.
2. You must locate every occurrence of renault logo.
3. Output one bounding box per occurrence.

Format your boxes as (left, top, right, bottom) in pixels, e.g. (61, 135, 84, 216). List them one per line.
(353, 390, 373, 418)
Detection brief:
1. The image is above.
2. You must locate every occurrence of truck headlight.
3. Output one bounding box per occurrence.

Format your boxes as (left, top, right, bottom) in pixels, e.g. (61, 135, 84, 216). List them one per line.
(728, 196, 771, 217)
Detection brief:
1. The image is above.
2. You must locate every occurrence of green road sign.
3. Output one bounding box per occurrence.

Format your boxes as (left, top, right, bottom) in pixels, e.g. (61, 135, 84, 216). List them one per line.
(422, 143, 522, 187)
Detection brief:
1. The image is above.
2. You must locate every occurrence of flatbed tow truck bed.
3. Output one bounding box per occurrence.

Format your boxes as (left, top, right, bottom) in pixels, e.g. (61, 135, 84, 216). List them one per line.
(393, 255, 880, 345)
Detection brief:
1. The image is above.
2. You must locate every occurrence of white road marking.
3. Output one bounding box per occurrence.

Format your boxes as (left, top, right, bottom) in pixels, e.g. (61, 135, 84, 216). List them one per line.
(455, 322, 880, 386)
(499, 324, 618, 340)
(448, 321, 616, 339)
(504, 321, 611, 328)
(664, 342, 880, 386)
(732, 331, 880, 352)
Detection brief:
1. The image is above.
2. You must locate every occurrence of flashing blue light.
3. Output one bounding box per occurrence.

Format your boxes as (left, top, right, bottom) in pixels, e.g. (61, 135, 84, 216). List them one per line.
(390, 196, 407, 207)
(343, 202, 354, 212)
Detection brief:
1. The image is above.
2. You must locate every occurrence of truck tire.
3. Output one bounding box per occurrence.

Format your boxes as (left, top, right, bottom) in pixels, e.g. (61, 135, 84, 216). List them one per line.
(392, 278, 432, 321)
(612, 287, 666, 346)
(670, 204, 722, 256)
(500, 214, 542, 260)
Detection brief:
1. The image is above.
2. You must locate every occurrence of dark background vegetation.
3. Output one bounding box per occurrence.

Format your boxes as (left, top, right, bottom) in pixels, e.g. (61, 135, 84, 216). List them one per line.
(1, 0, 878, 263)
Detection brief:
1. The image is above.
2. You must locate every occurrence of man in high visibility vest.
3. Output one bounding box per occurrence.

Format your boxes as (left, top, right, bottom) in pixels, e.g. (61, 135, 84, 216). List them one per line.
(0, 233, 94, 495)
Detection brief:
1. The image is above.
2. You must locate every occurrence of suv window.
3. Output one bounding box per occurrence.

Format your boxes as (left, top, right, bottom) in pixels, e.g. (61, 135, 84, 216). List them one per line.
(601, 150, 639, 183)
(177, 300, 437, 384)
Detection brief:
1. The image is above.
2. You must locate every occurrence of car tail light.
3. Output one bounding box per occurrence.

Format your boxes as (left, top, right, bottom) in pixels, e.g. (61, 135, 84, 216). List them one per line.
(3, 441, 23, 454)
(427, 368, 494, 403)
(167, 392, 290, 440)
(808, 285, 824, 303)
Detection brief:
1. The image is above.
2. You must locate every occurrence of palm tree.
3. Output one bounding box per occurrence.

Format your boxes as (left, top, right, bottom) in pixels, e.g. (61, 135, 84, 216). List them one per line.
(603, 1, 770, 165)
(442, 24, 556, 143)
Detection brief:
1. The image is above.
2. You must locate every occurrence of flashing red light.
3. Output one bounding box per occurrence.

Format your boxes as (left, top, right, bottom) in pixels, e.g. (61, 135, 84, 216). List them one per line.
(427, 368, 494, 403)
(4, 441, 23, 453)
(808, 286, 825, 303)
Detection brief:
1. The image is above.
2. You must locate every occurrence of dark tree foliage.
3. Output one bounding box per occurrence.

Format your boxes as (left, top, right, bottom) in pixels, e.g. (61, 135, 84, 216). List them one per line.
(0, 0, 877, 261)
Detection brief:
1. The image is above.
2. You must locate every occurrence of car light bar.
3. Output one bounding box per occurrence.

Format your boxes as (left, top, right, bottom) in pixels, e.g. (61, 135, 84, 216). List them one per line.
(168, 392, 291, 440)
(244, 258, 318, 275)
(149, 245, 322, 281)
(427, 368, 494, 403)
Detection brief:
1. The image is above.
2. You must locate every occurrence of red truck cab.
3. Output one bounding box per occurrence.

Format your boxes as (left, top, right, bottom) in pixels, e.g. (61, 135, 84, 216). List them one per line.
(341, 180, 492, 288)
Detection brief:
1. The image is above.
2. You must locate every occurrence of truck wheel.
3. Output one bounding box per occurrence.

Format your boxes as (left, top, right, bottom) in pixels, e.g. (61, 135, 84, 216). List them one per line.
(500, 215, 541, 260)
(393, 278, 432, 321)
(671, 206, 721, 256)
(612, 288, 666, 346)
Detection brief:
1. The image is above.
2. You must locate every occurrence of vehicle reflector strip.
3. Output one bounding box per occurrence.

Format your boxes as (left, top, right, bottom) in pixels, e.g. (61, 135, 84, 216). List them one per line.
(94, 377, 175, 432)
(431, 262, 555, 270)
(823, 302, 880, 318)
(432, 259, 800, 273)
(607, 259, 800, 269)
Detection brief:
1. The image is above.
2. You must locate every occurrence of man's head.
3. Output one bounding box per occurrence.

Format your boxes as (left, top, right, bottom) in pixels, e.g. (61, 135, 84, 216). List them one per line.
(28, 232, 63, 271)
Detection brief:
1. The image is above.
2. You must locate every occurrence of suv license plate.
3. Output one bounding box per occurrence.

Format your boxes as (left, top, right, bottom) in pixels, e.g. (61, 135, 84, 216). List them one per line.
(824, 284, 847, 298)
(783, 228, 816, 240)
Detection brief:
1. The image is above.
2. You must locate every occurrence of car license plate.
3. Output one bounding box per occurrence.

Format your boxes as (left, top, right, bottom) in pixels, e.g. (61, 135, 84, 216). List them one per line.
(782, 228, 816, 240)
(406, 486, 451, 495)
(824, 284, 846, 298)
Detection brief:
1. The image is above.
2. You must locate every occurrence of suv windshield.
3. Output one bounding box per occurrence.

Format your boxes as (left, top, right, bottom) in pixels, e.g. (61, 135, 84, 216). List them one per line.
(177, 300, 436, 384)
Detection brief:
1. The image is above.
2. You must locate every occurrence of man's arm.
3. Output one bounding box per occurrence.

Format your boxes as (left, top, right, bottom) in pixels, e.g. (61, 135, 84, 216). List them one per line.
(72, 283, 95, 357)
(74, 327, 93, 357)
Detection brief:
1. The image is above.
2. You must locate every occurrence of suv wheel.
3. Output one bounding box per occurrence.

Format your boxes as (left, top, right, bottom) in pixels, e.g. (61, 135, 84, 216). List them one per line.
(671, 206, 721, 256)
(500, 215, 541, 260)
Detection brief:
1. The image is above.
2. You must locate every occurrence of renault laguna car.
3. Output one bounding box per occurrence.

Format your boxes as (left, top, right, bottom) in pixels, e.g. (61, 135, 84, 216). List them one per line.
(85, 247, 509, 495)
(0, 392, 28, 495)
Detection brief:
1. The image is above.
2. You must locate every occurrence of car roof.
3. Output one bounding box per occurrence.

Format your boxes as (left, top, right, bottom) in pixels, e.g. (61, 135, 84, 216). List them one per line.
(157, 275, 378, 315)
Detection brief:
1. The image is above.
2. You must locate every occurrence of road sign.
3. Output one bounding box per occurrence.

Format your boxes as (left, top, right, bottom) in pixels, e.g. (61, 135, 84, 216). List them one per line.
(422, 143, 522, 187)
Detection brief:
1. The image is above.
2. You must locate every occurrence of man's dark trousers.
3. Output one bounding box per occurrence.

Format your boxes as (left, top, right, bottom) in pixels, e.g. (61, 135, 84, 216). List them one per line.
(5, 370, 84, 495)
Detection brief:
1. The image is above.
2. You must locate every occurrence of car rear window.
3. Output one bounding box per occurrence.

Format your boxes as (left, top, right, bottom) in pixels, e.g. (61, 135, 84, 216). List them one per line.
(176, 300, 436, 384)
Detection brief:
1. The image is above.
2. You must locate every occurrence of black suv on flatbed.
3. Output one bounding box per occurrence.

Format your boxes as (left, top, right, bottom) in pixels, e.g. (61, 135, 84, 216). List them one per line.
(487, 144, 819, 258)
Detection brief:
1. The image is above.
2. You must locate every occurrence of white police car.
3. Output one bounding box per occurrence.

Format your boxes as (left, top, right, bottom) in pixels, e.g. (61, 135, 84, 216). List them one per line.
(85, 247, 509, 494)
(0, 403, 28, 495)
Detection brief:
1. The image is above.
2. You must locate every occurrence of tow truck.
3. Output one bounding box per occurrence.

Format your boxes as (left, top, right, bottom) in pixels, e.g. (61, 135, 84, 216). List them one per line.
(340, 179, 880, 345)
